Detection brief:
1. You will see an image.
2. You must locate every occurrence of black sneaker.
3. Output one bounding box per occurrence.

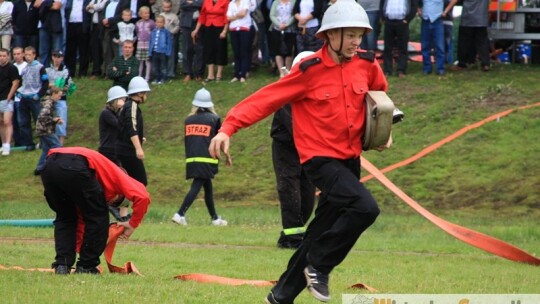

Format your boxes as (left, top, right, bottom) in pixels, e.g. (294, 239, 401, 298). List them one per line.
(75, 265, 100, 274)
(304, 265, 330, 302)
(265, 292, 280, 304)
(54, 265, 70, 275)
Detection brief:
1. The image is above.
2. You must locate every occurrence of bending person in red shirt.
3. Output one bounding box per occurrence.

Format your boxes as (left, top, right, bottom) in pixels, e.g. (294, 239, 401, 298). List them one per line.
(209, 0, 390, 302)
(40, 147, 151, 275)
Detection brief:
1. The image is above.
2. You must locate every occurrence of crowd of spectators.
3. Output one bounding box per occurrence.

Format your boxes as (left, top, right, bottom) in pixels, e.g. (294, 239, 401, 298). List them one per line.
(2, 0, 495, 82)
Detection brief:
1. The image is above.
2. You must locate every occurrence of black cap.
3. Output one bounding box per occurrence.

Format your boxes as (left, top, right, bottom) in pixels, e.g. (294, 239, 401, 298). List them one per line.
(52, 49, 64, 57)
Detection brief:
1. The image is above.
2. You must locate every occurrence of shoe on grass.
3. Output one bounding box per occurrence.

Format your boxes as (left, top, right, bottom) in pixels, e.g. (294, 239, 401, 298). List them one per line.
(304, 265, 330, 302)
(54, 264, 70, 275)
(74, 265, 100, 274)
(172, 213, 187, 225)
(211, 216, 227, 226)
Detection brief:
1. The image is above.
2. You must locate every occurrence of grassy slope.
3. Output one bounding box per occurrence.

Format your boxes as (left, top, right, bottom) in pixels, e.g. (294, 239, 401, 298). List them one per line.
(1, 61, 538, 214)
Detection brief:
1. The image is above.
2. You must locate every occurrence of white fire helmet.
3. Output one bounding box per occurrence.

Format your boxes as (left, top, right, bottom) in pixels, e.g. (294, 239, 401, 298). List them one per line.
(316, 0, 372, 39)
(127, 76, 151, 95)
(192, 88, 214, 108)
(106, 86, 128, 103)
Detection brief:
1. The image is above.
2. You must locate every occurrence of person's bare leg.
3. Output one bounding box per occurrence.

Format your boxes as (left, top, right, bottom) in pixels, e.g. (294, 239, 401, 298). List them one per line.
(1, 112, 12, 155)
(275, 55, 285, 77)
(216, 65, 223, 80)
(206, 64, 215, 80)
(285, 56, 293, 72)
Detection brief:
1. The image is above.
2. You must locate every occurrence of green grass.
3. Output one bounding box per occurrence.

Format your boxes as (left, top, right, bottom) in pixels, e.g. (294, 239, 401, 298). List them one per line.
(0, 203, 539, 303)
(0, 61, 539, 302)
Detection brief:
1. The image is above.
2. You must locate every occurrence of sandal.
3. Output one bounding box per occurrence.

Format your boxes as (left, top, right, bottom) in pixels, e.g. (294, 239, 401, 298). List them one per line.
(204, 77, 215, 83)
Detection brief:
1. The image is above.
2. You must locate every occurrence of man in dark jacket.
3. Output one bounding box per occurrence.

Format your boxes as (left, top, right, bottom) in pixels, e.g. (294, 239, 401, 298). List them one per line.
(270, 51, 316, 249)
(271, 103, 315, 249)
(65, 0, 93, 77)
(179, 0, 204, 81)
(11, 0, 40, 49)
(35, 0, 64, 67)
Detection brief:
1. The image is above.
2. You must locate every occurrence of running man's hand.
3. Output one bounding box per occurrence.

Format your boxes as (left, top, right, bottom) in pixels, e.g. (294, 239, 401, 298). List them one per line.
(209, 132, 232, 166)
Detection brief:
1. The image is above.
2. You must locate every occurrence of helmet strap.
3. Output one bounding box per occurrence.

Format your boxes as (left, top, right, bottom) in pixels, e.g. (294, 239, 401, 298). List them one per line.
(328, 29, 350, 63)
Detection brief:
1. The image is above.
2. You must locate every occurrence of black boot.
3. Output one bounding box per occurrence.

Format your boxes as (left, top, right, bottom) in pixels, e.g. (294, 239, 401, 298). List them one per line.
(75, 265, 100, 274)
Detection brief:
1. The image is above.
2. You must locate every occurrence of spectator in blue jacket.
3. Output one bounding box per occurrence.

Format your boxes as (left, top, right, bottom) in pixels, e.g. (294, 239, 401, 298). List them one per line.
(148, 15, 172, 84)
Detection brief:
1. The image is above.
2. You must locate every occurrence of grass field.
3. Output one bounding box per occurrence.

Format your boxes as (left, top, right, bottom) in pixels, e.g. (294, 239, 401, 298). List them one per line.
(0, 60, 539, 303)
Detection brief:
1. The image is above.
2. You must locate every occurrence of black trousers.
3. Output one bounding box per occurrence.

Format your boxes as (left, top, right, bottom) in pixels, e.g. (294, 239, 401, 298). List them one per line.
(117, 153, 147, 186)
(272, 140, 315, 239)
(178, 178, 217, 219)
(271, 157, 380, 303)
(90, 23, 104, 76)
(383, 19, 410, 75)
(41, 153, 109, 268)
(456, 26, 490, 68)
(182, 26, 204, 77)
(65, 22, 90, 77)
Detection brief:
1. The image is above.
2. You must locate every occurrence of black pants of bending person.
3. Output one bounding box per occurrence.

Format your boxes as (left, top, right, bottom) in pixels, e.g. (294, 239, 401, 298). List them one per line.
(272, 140, 315, 247)
(270, 157, 380, 304)
(41, 153, 109, 269)
(178, 178, 218, 220)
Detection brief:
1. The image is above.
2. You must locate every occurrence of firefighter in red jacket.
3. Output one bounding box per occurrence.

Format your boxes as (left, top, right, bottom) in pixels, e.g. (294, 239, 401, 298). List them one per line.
(209, 0, 390, 302)
(40, 147, 151, 275)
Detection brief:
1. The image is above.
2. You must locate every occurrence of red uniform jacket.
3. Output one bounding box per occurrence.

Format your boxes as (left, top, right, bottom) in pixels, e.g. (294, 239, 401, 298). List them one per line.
(198, 0, 229, 27)
(48, 147, 151, 229)
(219, 45, 388, 164)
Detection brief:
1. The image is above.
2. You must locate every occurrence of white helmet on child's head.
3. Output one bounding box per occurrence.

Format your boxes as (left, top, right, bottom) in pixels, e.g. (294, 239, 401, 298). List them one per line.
(107, 86, 128, 103)
(316, 0, 372, 39)
(292, 51, 315, 68)
(127, 76, 151, 95)
(192, 88, 214, 108)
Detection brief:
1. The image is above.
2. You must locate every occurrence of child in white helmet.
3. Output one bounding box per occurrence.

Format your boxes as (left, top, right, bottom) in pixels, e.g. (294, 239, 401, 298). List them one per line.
(99, 86, 127, 164)
(172, 88, 228, 226)
(99, 86, 130, 220)
(208, 0, 390, 302)
(116, 76, 151, 187)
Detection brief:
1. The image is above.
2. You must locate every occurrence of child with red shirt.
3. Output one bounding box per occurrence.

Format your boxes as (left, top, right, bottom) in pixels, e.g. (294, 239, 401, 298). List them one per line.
(208, 0, 390, 302)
